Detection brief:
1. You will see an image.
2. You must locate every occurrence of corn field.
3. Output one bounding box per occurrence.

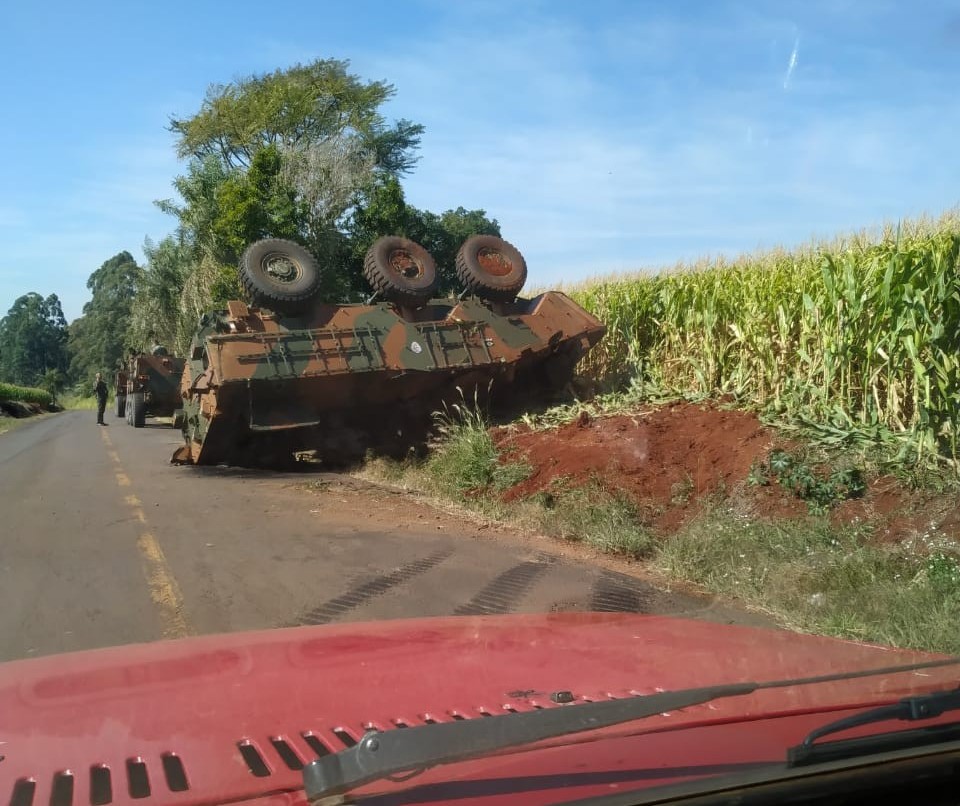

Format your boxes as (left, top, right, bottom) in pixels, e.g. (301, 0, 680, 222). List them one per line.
(0, 382, 53, 406)
(569, 211, 960, 465)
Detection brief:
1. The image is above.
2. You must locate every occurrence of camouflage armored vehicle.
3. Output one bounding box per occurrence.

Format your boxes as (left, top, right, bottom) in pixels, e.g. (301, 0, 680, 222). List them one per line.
(116, 348, 186, 428)
(173, 235, 605, 466)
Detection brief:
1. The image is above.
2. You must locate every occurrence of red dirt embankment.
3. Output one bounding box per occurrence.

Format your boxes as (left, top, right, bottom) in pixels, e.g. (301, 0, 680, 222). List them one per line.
(0, 399, 61, 420)
(494, 402, 960, 544)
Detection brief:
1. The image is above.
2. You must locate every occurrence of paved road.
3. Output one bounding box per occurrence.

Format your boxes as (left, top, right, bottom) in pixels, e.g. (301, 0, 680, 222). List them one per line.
(0, 411, 764, 662)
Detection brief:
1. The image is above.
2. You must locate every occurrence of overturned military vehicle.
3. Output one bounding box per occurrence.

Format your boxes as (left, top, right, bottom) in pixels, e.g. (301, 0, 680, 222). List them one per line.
(172, 235, 605, 466)
(116, 347, 185, 428)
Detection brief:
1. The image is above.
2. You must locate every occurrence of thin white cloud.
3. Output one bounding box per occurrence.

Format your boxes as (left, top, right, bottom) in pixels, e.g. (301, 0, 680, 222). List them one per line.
(783, 35, 800, 89)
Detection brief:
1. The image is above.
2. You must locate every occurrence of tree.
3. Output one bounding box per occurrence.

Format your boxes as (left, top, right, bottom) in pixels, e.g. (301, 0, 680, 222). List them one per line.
(0, 293, 69, 386)
(147, 58, 502, 338)
(68, 252, 141, 381)
(152, 60, 427, 326)
(210, 145, 305, 263)
(348, 177, 501, 295)
(40, 368, 68, 403)
(127, 236, 192, 352)
(169, 60, 422, 174)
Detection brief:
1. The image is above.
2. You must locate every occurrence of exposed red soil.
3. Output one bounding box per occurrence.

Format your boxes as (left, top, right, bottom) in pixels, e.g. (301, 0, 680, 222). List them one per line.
(494, 402, 960, 544)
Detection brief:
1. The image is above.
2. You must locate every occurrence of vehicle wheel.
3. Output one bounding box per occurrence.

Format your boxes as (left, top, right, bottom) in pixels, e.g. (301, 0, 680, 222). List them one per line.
(239, 239, 321, 313)
(115, 395, 126, 418)
(131, 393, 146, 428)
(456, 235, 527, 302)
(363, 236, 438, 307)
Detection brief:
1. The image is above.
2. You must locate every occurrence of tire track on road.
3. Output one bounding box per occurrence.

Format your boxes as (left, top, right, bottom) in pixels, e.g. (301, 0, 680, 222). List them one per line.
(453, 560, 552, 616)
(589, 570, 653, 613)
(292, 548, 454, 626)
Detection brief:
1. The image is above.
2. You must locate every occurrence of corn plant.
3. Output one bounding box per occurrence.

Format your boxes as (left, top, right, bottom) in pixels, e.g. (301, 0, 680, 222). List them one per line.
(569, 210, 960, 468)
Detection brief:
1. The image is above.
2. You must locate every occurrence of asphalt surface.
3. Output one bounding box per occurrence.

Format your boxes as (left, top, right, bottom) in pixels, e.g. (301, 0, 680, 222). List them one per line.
(0, 410, 767, 662)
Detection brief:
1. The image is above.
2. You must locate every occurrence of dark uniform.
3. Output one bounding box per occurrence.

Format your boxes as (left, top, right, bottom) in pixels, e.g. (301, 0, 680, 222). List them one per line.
(94, 375, 108, 425)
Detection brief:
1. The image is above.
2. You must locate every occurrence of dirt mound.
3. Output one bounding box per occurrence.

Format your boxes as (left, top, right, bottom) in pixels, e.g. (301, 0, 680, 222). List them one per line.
(0, 400, 59, 418)
(494, 402, 960, 543)
(496, 403, 776, 531)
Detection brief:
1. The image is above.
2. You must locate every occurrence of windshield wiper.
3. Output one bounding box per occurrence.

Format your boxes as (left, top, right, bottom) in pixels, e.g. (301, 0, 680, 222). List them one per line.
(788, 686, 960, 767)
(302, 656, 960, 804)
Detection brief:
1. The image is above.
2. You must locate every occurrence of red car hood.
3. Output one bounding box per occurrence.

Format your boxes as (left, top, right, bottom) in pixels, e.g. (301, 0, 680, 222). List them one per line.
(0, 613, 955, 806)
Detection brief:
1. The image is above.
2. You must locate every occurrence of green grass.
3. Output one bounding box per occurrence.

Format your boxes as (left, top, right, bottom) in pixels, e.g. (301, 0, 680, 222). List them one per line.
(0, 382, 53, 406)
(359, 395, 960, 654)
(59, 394, 99, 410)
(425, 399, 532, 496)
(656, 512, 960, 654)
(365, 402, 655, 560)
(534, 481, 654, 559)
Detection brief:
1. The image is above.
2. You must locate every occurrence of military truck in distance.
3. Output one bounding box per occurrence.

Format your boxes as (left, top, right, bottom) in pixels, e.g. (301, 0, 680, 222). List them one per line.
(173, 235, 605, 466)
(115, 347, 186, 428)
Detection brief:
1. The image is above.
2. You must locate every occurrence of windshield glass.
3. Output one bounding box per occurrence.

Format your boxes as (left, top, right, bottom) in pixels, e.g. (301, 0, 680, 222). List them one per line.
(2, 1, 960, 804)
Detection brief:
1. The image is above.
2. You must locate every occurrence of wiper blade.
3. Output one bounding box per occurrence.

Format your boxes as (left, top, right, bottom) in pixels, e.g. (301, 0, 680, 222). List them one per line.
(302, 656, 960, 803)
(788, 686, 960, 766)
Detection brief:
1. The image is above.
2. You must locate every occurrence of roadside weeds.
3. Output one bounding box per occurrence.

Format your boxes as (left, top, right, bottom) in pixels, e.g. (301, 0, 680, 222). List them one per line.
(356, 406, 960, 656)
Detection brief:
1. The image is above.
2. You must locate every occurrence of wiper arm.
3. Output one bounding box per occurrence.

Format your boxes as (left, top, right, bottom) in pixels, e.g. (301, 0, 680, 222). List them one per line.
(302, 656, 960, 804)
(788, 686, 960, 766)
(304, 682, 756, 803)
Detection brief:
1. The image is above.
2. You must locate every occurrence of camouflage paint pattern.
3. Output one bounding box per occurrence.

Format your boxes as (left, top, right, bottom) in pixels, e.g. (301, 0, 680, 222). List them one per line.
(173, 293, 605, 466)
(121, 352, 186, 417)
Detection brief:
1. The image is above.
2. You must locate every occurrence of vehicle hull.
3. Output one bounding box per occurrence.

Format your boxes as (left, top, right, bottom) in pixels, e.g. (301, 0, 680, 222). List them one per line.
(173, 293, 605, 466)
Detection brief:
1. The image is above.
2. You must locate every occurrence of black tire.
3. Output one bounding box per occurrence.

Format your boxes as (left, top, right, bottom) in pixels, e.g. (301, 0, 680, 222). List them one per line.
(131, 393, 146, 428)
(239, 239, 321, 312)
(456, 235, 527, 302)
(115, 395, 126, 418)
(363, 236, 438, 307)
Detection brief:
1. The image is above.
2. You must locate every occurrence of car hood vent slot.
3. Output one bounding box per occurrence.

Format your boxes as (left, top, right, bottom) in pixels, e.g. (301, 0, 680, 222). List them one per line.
(89, 765, 112, 805)
(6, 754, 189, 806)
(10, 778, 36, 806)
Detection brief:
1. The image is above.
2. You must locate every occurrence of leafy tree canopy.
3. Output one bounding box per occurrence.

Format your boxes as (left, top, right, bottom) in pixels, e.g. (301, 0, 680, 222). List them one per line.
(69, 252, 141, 380)
(0, 293, 69, 386)
(128, 236, 193, 352)
(169, 59, 422, 175)
(138, 59, 502, 352)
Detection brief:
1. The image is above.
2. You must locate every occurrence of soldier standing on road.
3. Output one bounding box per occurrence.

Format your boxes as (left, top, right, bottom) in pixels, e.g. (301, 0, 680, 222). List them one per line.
(94, 372, 109, 426)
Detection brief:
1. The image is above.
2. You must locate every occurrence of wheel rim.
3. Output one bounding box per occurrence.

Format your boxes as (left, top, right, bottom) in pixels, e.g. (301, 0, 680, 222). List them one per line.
(261, 253, 303, 284)
(476, 247, 513, 277)
(388, 248, 424, 280)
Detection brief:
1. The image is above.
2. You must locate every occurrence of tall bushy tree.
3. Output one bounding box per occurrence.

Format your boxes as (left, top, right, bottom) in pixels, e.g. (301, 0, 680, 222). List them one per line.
(69, 252, 141, 380)
(0, 293, 69, 386)
(128, 236, 193, 352)
(162, 58, 423, 265)
(138, 58, 503, 349)
(169, 59, 422, 174)
(147, 59, 425, 336)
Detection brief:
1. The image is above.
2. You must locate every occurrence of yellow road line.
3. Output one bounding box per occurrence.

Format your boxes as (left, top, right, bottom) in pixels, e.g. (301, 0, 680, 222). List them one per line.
(104, 431, 193, 639)
(137, 532, 192, 639)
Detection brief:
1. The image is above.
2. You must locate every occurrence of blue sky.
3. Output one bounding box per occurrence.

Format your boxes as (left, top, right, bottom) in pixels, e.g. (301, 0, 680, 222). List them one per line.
(1, 0, 958, 321)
